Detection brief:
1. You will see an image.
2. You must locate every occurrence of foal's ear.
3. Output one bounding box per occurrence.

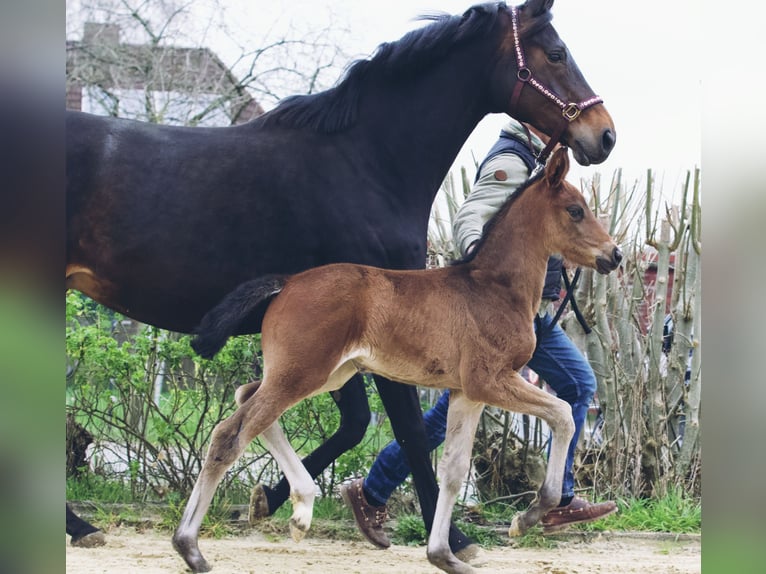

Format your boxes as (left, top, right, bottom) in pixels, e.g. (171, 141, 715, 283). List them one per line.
(544, 146, 570, 190)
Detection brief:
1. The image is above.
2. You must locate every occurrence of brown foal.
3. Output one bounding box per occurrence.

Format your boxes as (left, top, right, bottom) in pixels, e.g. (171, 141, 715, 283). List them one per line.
(173, 147, 622, 574)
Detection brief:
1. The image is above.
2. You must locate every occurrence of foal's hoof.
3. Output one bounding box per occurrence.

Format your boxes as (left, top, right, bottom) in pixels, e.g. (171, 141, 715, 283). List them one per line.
(172, 533, 211, 573)
(454, 544, 487, 567)
(71, 530, 106, 548)
(427, 550, 475, 574)
(289, 519, 308, 542)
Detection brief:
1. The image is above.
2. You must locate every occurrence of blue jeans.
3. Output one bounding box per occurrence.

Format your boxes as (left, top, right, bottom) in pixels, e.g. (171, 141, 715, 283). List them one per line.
(364, 390, 450, 505)
(363, 312, 595, 503)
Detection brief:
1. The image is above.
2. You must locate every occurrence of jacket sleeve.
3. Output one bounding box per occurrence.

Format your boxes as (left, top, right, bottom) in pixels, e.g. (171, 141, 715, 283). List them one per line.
(453, 153, 530, 256)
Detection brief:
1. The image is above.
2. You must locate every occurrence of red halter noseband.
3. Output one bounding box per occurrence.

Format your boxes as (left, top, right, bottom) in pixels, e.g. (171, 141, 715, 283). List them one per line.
(509, 5, 603, 165)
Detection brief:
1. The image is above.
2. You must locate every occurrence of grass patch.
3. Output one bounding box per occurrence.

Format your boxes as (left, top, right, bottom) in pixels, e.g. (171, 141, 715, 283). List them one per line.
(256, 495, 358, 541)
(155, 493, 236, 539)
(462, 488, 700, 537)
(454, 520, 503, 547)
(66, 478, 700, 545)
(578, 488, 701, 534)
(391, 488, 700, 548)
(267, 495, 352, 523)
(510, 528, 560, 549)
(67, 474, 135, 504)
(392, 514, 428, 546)
(391, 512, 504, 548)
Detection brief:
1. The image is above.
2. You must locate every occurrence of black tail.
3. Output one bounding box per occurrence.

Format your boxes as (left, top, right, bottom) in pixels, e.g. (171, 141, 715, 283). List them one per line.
(191, 275, 287, 359)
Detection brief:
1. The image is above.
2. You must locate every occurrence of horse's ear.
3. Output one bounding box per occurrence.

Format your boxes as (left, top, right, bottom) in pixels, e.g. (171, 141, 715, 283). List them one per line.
(544, 147, 569, 190)
(522, 0, 554, 18)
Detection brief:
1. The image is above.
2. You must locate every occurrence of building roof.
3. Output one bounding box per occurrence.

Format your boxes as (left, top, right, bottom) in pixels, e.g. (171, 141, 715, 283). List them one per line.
(66, 22, 264, 125)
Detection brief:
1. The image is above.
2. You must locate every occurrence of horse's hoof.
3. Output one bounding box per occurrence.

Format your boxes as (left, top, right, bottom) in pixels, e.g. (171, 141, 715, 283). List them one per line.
(248, 484, 270, 525)
(172, 533, 211, 572)
(507, 514, 525, 537)
(71, 530, 106, 548)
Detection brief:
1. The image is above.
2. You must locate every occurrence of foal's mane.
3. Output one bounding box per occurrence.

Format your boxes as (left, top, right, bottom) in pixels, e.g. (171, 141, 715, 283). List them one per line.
(261, 2, 508, 133)
(453, 168, 546, 265)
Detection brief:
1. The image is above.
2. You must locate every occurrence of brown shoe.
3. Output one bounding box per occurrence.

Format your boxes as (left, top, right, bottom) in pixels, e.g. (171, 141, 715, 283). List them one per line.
(340, 478, 391, 549)
(248, 484, 271, 525)
(541, 497, 618, 533)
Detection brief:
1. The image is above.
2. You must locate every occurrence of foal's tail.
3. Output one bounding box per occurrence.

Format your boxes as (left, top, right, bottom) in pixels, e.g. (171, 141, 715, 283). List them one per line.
(191, 275, 287, 359)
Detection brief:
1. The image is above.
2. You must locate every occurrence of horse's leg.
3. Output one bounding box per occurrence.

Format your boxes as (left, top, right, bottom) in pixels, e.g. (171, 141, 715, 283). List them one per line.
(66, 503, 106, 547)
(469, 370, 574, 537)
(426, 391, 484, 574)
(172, 388, 292, 573)
(372, 376, 474, 555)
(248, 374, 370, 516)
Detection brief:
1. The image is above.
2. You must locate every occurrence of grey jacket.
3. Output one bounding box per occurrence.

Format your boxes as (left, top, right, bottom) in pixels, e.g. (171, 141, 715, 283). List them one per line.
(453, 119, 563, 301)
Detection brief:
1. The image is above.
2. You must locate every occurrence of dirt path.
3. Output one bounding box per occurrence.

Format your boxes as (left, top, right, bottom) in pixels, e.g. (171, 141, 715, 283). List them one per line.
(66, 527, 700, 573)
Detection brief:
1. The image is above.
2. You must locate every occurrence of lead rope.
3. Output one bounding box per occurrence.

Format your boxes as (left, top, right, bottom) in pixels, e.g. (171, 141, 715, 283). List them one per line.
(535, 267, 591, 349)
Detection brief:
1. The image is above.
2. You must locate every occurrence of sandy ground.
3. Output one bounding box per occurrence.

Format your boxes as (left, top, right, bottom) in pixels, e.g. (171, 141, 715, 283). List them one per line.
(66, 527, 700, 574)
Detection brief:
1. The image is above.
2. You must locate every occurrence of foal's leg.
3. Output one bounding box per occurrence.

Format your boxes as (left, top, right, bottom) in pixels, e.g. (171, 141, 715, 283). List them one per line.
(426, 391, 484, 574)
(172, 389, 291, 573)
(258, 421, 317, 541)
(248, 374, 370, 516)
(468, 370, 575, 537)
(373, 377, 474, 554)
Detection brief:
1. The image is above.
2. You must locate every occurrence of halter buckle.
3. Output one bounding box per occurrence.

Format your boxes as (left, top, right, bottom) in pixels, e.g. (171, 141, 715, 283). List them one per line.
(517, 68, 531, 82)
(562, 103, 581, 121)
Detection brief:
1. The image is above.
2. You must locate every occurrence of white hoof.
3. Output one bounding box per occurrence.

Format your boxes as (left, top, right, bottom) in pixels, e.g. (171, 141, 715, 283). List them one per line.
(289, 519, 308, 542)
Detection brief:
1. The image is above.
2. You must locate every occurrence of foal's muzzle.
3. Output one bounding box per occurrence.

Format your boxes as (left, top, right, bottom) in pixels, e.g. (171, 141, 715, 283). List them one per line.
(596, 246, 622, 274)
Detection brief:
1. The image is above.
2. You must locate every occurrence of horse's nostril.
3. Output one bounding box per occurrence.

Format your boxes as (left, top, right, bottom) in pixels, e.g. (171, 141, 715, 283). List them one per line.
(613, 246, 623, 264)
(602, 129, 616, 154)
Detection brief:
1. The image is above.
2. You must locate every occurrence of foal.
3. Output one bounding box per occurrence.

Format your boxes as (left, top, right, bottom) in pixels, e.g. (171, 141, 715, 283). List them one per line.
(175, 147, 622, 574)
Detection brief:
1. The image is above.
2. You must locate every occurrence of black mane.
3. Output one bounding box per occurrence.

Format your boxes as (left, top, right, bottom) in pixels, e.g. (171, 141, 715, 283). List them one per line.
(452, 167, 545, 265)
(261, 2, 507, 133)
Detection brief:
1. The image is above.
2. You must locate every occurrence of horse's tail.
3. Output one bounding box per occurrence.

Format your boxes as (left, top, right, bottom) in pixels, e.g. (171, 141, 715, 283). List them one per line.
(191, 274, 287, 359)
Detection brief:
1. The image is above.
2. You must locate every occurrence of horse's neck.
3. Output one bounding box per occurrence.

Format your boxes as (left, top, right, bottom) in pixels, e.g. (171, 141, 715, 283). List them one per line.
(470, 206, 551, 315)
(355, 46, 494, 200)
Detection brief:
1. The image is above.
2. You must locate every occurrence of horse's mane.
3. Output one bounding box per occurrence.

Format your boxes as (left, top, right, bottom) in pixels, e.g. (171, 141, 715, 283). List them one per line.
(452, 167, 546, 266)
(261, 2, 507, 133)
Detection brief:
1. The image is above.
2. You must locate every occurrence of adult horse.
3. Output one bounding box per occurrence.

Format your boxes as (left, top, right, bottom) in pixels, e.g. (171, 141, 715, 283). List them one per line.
(65, 0, 615, 562)
(184, 146, 623, 573)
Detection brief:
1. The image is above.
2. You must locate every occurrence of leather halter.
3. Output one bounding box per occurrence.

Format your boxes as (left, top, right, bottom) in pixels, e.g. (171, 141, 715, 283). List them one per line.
(509, 5, 603, 165)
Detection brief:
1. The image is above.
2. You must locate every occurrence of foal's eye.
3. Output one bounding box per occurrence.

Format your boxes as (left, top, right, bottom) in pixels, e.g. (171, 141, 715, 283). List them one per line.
(567, 206, 584, 220)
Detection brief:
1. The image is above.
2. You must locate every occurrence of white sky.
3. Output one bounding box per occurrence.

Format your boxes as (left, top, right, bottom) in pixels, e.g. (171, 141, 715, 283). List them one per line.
(200, 0, 702, 196)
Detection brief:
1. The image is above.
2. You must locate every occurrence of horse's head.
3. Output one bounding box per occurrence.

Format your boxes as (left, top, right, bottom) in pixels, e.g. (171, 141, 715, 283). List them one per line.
(535, 147, 622, 274)
(489, 0, 615, 165)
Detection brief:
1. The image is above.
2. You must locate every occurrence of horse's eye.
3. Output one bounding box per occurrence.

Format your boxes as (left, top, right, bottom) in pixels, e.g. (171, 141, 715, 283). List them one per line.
(567, 206, 584, 220)
(547, 51, 564, 63)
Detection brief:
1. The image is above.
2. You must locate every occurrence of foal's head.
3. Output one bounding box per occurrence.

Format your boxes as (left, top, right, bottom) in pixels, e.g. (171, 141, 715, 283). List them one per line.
(531, 147, 622, 274)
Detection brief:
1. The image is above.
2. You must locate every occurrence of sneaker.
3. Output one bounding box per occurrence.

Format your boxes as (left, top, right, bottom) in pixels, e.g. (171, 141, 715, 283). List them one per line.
(541, 496, 618, 533)
(340, 478, 391, 549)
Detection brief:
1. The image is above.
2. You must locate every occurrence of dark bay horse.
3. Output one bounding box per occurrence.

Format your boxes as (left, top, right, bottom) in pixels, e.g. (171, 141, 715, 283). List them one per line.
(65, 0, 615, 558)
(186, 147, 623, 573)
